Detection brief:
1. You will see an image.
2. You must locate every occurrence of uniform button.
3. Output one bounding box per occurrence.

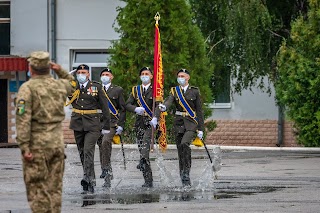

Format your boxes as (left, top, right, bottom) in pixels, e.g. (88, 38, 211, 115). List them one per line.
(81, 106, 83, 108)
(82, 92, 84, 94)
(81, 99, 84, 101)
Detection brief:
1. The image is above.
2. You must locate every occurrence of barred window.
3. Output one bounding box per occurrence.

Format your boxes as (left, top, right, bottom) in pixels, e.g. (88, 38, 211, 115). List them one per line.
(0, 1, 10, 55)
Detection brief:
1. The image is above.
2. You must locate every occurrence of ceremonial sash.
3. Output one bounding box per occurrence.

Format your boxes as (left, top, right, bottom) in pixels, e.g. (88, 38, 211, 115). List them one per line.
(133, 85, 152, 118)
(102, 88, 119, 119)
(174, 86, 198, 124)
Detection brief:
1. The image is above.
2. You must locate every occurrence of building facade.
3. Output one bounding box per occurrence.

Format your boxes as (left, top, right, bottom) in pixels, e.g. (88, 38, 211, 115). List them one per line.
(0, 0, 297, 147)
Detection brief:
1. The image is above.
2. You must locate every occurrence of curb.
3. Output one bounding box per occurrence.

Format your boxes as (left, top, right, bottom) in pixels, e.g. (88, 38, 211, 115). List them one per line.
(65, 144, 320, 153)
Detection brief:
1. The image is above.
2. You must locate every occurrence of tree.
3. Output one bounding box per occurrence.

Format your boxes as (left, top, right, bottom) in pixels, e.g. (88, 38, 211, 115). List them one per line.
(109, 0, 213, 142)
(110, 0, 212, 101)
(275, 0, 320, 147)
(189, 0, 308, 95)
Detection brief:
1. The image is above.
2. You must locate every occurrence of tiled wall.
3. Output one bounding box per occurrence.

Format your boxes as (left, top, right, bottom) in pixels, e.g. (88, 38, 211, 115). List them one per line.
(205, 120, 299, 147)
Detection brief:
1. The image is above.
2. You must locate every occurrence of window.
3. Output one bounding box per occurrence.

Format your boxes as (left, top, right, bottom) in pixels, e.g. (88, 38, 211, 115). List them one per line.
(71, 50, 111, 82)
(210, 66, 231, 109)
(0, 1, 10, 55)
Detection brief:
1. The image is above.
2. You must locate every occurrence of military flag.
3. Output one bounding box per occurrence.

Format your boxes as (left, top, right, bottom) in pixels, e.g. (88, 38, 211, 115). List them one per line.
(153, 12, 167, 151)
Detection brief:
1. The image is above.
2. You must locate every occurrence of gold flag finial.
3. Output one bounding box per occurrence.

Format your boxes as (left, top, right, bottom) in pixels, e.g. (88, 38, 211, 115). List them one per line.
(154, 12, 160, 25)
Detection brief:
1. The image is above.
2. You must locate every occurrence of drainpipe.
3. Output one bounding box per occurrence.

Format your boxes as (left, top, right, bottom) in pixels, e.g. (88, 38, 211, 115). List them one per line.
(50, 0, 57, 63)
(276, 105, 284, 147)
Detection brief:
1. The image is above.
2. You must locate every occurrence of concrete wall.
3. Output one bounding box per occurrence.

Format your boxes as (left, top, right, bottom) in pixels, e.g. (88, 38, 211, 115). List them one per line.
(212, 80, 278, 120)
(11, 0, 48, 56)
(55, 0, 124, 69)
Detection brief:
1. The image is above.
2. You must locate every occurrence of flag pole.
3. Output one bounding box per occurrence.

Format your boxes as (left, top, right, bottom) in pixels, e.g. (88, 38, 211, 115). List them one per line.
(151, 12, 161, 152)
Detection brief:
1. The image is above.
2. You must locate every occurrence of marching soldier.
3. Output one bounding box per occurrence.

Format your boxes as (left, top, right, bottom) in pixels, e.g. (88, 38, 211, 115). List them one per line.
(125, 67, 158, 188)
(66, 64, 110, 193)
(16, 51, 76, 212)
(97, 68, 126, 188)
(155, 68, 204, 187)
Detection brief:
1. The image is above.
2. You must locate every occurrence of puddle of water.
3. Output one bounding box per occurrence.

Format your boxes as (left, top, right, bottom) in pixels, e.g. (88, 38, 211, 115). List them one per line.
(69, 185, 283, 207)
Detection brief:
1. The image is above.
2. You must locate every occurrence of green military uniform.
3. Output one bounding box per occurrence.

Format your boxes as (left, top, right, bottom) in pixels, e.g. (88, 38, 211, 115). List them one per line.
(16, 51, 76, 213)
(126, 84, 154, 187)
(98, 82, 126, 187)
(160, 84, 204, 186)
(68, 64, 110, 193)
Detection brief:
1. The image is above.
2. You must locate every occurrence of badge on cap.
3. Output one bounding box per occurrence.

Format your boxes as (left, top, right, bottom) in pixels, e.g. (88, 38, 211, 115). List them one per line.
(17, 99, 26, 115)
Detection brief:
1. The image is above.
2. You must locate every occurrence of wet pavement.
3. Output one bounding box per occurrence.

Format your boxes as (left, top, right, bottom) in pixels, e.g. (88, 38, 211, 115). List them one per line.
(0, 145, 320, 213)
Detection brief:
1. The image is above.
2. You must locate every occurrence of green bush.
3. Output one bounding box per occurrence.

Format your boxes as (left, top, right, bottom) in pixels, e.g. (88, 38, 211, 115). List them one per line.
(275, 0, 320, 147)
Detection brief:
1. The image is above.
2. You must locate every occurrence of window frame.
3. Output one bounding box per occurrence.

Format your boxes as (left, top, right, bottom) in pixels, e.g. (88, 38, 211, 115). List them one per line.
(70, 49, 112, 82)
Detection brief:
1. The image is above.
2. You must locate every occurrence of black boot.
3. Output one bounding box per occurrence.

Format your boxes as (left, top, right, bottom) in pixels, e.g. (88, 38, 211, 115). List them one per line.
(100, 169, 107, 178)
(141, 158, 153, 188)
(88, 183, 94, 194)
(81, 179, 89, 193)
(142, 181, 153, 188)
(181, 172, 191, 187)
(102, 168, 113, 188)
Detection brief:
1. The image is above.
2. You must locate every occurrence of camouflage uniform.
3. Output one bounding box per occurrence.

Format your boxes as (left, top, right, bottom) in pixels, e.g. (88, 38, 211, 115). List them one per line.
(16, 51, 76, 213)
(98, 81, 126, 187)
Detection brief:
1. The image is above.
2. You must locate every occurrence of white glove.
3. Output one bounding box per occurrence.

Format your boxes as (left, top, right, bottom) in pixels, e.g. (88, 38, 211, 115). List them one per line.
(159, 103, 166, 112)
(101, 129, 110, 135)
(197, 130, 204, 140)
(150, 117, 158, 128)
(115, 126, 123, 135)
(134, 107, 145, 115)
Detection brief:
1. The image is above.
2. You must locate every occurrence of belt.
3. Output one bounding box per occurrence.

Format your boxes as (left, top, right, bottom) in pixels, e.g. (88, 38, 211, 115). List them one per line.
(175, 111, 190, 117)
(72, 109, 102, 115)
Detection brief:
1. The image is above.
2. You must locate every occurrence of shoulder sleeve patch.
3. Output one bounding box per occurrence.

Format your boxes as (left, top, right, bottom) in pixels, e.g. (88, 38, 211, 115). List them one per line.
(70, 80, 77, 88)
(16, 99, 26, 115)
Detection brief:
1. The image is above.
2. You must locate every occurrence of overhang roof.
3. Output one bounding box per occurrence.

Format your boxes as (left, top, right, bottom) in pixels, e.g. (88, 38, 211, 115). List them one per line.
(0, 57, 28, 72)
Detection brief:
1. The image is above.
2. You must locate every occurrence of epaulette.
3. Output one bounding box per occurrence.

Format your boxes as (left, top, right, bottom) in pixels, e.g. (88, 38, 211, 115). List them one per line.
(132, 86, 137, 98)
(91, 80, 101, 85)
(190, 86, 199, 90)
(113, 84, 121, 89)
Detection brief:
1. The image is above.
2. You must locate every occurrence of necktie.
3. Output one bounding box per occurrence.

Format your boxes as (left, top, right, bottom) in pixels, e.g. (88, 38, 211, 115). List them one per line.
(81, 84, 84, 91)
(143, 87, 146, 95)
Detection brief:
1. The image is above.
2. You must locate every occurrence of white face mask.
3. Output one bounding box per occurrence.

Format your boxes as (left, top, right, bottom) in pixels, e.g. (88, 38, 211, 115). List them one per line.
(177, 77, 186, 86)
(76, 74, 87, 84)
(140, 75, 150, 84)
(100, 76, 110, 85)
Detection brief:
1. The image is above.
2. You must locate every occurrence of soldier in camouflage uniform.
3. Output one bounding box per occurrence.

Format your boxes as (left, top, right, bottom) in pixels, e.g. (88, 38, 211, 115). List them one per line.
(67, 64, 110, 193)
(97, 68, 126, 188)
(126, 67, 158, 188)
(155, 69, 204, 187)
(16, 51, 76, 213)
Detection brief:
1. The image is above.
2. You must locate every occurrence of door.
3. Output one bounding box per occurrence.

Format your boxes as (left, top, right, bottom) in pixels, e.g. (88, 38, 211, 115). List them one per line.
(0, 79, 8, 143)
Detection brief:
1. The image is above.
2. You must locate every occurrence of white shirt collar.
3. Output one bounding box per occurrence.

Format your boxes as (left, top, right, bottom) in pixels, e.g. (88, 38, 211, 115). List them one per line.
(103, 82, 111, 90)
(181, 84, 189, 92)
(81, 80, 89, 88)
(142, 83, 151, 90)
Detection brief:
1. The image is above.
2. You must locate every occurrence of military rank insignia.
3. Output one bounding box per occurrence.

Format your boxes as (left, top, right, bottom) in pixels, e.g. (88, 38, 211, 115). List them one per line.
(70, 80, 77, 88)
(17, 99, 26, 115)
